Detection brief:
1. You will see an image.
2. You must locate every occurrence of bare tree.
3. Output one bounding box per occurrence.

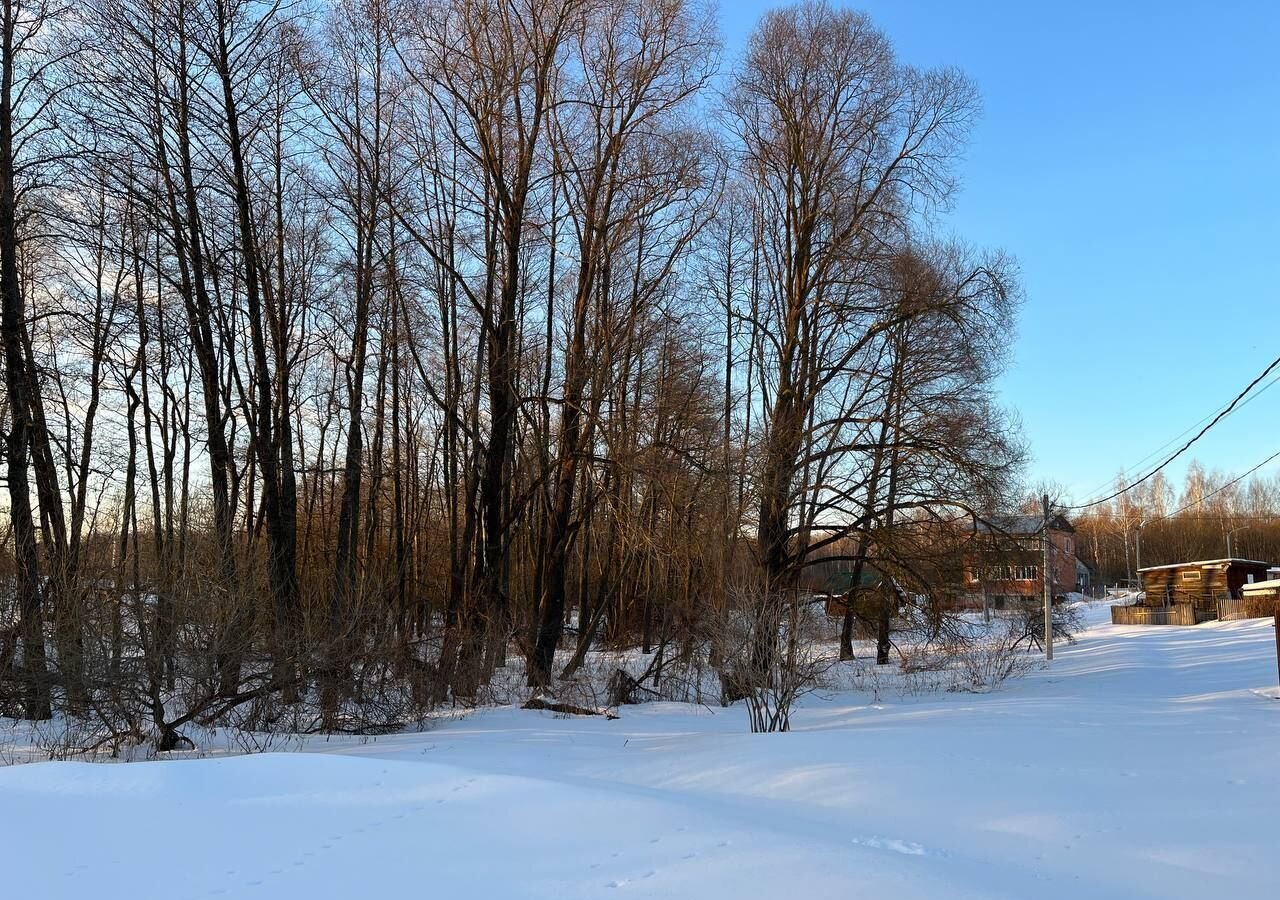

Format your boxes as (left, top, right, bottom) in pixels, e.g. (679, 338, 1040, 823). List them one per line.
(0, 0, 66, 719)
(529, 0, 719, 685)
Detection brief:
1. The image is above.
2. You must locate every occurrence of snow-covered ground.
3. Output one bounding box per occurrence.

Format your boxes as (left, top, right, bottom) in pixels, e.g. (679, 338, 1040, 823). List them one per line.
(3, 603, 1278, 899)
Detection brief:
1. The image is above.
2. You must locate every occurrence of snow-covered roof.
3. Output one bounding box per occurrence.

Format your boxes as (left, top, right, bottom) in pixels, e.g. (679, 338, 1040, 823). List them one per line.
(1242, 578, 1280, 593)
(973, 513, 1074, 535)
(1137, 558, 1272, 573)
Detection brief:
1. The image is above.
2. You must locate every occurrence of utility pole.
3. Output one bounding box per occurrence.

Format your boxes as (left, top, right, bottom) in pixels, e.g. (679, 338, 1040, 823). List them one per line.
(1042, 493, 1053, 661)
(1226, 525, 1248, 559)
(1135, 517, 1148, 574)
(1123, 520, 1132, 586)
(1274, 600, 1279, 689)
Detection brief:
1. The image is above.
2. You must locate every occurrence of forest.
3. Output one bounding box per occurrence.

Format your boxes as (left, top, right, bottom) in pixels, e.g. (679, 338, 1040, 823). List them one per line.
(0, 0, 1028, 740)
(1073, 463, 1280, 587)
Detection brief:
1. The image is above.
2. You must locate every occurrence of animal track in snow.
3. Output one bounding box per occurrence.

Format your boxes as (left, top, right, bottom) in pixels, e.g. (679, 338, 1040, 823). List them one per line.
(850, 836, 928, 856)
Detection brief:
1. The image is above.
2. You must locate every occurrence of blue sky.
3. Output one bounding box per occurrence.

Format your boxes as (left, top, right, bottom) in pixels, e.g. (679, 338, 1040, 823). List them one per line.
(719, 0, 1280, 502)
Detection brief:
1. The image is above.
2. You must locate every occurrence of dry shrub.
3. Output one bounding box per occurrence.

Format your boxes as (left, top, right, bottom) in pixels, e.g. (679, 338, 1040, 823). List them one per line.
(714, 588, 837, 733)
(946, 630, 1031, 693)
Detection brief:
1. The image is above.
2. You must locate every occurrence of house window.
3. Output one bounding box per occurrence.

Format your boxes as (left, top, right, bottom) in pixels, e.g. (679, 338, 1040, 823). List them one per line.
(1181, 571, 1201, 583)
(984, 565, 1038, 582)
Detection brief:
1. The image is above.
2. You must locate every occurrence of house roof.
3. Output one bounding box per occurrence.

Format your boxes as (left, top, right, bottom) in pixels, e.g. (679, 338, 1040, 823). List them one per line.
(974, 513, 1074, 536)
(1242, 578, 1280, 593)
(818, 567, 882, 595)
(1137, 558, 1272, 573)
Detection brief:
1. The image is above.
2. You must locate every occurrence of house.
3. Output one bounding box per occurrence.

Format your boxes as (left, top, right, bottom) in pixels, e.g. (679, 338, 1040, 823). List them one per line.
(1075, 558, 1093, 592)
(962, 513, 1081, 610)
(813, 566, 885, 618)
(1111, 558, 1273, 625)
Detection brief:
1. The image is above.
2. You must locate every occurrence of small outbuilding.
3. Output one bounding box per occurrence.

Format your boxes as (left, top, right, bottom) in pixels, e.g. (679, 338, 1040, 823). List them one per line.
(1232, 578, 1280, 621)
(1112, 558, 1273, 625)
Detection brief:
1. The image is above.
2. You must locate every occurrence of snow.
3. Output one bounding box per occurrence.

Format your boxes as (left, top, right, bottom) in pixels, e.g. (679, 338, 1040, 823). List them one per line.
(3, 602, 1279, 899)
(1136, 558, 1271, 571)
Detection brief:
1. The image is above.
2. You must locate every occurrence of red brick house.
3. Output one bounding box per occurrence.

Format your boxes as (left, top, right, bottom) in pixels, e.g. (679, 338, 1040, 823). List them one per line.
(962, 513, 1081, 609)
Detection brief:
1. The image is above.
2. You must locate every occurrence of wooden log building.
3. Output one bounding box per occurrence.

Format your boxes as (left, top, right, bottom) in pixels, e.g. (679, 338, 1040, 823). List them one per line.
(1111, 558, 1272, 626)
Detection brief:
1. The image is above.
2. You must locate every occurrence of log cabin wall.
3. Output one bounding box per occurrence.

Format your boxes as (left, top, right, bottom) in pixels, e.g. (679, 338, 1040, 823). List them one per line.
(1139, 562, 1271, 606)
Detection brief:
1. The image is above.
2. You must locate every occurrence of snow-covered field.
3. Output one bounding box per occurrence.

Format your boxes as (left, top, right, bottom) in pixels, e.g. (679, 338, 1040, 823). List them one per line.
(3, 603, 1278, 899)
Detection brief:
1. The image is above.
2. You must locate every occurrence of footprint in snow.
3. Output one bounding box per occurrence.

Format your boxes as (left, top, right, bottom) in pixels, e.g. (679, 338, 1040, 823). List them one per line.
(850, 836, 928, 856)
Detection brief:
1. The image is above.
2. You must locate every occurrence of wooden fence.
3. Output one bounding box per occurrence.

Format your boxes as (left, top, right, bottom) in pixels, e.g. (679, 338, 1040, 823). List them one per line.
(1110, 604, 1200, 626)
(1218, 595, 1280, 621)
(1112, 592, 1278, 626)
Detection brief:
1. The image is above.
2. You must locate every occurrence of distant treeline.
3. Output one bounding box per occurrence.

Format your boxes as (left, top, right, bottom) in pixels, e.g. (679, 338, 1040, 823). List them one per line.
(1073, 463, 1280, 585)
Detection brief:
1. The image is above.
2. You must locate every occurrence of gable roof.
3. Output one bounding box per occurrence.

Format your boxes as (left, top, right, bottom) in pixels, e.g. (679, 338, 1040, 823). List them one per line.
(974, 513, 1074, 536)
(1137, 558, 1272, 573)
(817, 567, 883, 596)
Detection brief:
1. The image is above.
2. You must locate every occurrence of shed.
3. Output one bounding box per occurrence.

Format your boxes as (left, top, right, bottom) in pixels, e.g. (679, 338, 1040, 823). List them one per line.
(818, 567, 884, 618)
(1138, 558, 1271, 605)
(1112, 558, 1273, 626)
(1231, 578, 1280, 620)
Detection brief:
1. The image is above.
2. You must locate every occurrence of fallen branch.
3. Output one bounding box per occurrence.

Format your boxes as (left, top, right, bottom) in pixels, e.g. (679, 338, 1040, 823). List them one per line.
(522, 696, 618, 720)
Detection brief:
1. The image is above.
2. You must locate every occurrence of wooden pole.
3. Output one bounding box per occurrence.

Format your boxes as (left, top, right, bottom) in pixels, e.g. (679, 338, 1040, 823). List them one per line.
(1136, 519, 1146, 574)
(1043, 494, 1053, 661)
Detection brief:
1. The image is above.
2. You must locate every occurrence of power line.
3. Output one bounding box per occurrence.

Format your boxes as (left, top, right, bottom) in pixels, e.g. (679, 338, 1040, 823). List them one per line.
(1147, 448, 1280, 523)
(1066, 353, 1280, 510)
(1082, 447, 1280, 526)
(1074, 369, 1280, 503)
